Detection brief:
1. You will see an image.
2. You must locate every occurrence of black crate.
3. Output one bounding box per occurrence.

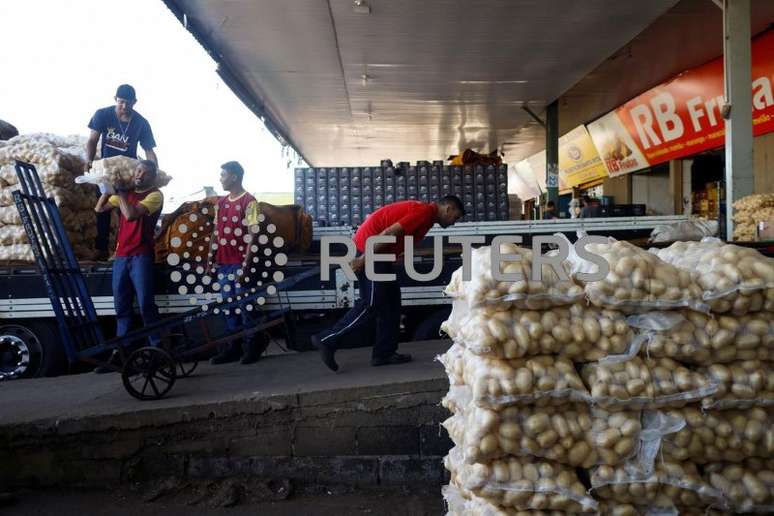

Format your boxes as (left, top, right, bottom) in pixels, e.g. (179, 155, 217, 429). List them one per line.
(631, 204, 646, 216)
(451, 166, 463, 185)
(315, 168, 328, 189)
(497, 193, 509, 220)
(430, 184, 440, 199)
(474, 165, 485, 185)
(406, 166, 418, 199)
(610, 205, 629, 217)
(497, 165, 508, 195)
(463, 166, 474, 185)
(430, 165, 441, 187)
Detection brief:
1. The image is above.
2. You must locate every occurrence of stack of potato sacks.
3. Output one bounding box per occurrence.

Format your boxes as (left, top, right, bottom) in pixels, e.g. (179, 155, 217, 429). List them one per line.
(0, 133, 96, 262)
(732, 193, 774, 242)
(440, 238, 774, 515)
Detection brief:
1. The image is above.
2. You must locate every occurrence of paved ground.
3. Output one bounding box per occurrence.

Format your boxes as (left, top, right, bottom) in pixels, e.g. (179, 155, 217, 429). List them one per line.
(2, 486, 444, 515)
(0, 339, 450, 428)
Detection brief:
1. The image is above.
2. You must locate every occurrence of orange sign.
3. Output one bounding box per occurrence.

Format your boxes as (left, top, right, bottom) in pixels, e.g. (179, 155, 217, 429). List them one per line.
(588, 29, 774, 176)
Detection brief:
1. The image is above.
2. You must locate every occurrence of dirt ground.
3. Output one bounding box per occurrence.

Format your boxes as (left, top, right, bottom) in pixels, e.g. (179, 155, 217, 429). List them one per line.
(1, 483, 445, 516)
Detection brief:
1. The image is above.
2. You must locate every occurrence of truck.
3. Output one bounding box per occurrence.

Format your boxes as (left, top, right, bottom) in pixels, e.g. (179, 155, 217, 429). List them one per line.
(1, 214, 691, 379)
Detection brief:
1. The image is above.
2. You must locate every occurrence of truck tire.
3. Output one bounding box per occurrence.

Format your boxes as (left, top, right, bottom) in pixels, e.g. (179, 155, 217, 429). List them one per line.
(0, 321, 66, 379)
(410, 307, 452, 342)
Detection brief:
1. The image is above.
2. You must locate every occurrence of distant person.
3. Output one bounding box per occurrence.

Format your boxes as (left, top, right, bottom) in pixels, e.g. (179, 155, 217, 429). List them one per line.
(208, 161, 264, 365)
(86, 84, 158, 260)
(543, 200, 559, 219)
(568, 198, 581, 219)
(580, 196, 599, 218)
(312, 196, 465, 372)
(94, 160, 163, 371)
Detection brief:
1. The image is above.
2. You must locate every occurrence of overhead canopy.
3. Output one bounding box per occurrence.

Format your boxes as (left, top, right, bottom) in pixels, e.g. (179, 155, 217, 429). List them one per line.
(163, 0, 679, 166)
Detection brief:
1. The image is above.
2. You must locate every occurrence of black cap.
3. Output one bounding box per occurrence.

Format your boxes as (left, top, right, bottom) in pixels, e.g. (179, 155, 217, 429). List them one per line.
(115, 84, 136, 101)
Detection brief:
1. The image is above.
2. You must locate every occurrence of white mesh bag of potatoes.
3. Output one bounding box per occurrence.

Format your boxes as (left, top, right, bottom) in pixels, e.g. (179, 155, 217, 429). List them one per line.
(445, 447, 598, 513)
(659, 407, 774, 463)
(704, 458, 774, 513)
(700, 360, 774, 410)
(438, 344, 589, 407)
(581, 356, 717, 410)
(77, 155, 171, 189)
(443, 403, 642, 468)
(568, 237, 705, 312)
(591, 460, 723, 509)
(444, 243, 584, 310)
(633, 310, 773, 365)
(442, 299, 635, 361)
(654, 239, 774, 315)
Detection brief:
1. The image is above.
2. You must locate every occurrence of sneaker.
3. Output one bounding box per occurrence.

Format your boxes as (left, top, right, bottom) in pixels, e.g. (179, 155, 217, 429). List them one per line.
(94, 350, 121, 374)
(371, 352, 412, 367)
(311, 335, 338, 372)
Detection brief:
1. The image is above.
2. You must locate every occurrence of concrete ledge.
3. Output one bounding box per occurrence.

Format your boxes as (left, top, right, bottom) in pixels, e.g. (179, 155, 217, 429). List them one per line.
(0, 340, 453, 489)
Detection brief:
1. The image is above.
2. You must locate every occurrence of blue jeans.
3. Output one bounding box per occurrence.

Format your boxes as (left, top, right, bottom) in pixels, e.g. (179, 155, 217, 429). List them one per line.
(113, 254, 160, 346)
(217, 264, 249, 354)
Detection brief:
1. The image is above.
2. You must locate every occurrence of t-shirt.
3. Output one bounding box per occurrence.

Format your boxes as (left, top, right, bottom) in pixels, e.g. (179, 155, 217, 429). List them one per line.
(353, 200, 437, 256)
(108, 189, 163, 257)
(88, 106, 156, 159)
(214, 192, 260, 265)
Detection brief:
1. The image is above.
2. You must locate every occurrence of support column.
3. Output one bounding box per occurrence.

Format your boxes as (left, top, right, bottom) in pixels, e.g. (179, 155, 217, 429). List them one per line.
(669, 160, 684, 215)
(723, 0, 753, 240)
(545, 101, 559, 205)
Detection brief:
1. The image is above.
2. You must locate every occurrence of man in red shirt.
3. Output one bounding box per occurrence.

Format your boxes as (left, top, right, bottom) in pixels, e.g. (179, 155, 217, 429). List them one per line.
(208, 161, 263, 365)
(95, 160, 164, 354)
(312, 196, 464, 371)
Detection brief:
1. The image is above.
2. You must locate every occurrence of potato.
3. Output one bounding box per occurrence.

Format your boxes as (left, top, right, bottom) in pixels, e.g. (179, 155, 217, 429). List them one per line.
(445, 447, 598, 513)
(704, 458, 774, 512)
(660, 407, 774, 463)
(439, 345, 588, 408)
(642, 310, 773, 365)
(591, 460, 722, 508)
(444, 245, 585, 310)
(576, 240, 704, 312)
(701, 360, 774, 410)
(444, 404, 641, 468)
(655, 241, 774, 315)
(582, 357, 714, 409)
(443, 301, 634, 361)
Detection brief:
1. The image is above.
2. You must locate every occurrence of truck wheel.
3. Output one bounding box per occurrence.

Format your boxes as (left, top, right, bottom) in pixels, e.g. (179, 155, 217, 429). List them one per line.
(410, 307, 452, 342)
(0, 321, 66, 379)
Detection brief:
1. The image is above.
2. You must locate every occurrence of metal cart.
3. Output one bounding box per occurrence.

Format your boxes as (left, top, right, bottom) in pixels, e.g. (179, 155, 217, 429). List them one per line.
(12, 160, 316, 400)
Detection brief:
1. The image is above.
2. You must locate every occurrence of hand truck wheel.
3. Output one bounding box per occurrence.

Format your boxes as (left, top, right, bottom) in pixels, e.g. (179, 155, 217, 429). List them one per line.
(177, 359, 198, 378)
(121, 347, 177, 400)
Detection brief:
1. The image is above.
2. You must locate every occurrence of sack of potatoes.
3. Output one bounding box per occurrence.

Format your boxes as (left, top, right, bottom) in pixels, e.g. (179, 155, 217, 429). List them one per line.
(445, 447, 598, 513)
(443, 483, 585, 516)
(581, 356, 717, 410)
(654, 240, 774, 315)
(442, 299, 634, 361)
(444, 243, 584, 310)
(700, 360, 774, 410)
(439, 345, 589, 408)
(643, 310, 773, 365)
(574, 239, 705, 312)
(80, 155, 172, 189)
(704, 458, 774, 513)
(443, 403, 641, 468)
(591, 460, 723, 508)
(659, 407, 773, 463)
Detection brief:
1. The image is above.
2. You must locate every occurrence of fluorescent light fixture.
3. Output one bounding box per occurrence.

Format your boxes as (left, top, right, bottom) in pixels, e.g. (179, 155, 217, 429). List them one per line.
(353, 0, 371, 14)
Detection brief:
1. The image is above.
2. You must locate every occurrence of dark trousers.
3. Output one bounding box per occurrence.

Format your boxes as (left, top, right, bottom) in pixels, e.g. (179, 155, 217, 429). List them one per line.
(216, 263, 252, 356)
(113, 254, 160, 346)
(318, 262, 401, 359)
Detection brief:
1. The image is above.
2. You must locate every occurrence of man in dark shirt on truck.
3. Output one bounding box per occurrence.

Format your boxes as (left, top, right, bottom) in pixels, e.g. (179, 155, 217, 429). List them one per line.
(86, 84, 158, 260)
(312, 196, 464, 372)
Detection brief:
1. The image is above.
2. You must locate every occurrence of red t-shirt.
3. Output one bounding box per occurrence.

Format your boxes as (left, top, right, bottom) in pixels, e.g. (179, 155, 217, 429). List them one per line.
(353, 200, 437, 256)
(112, 189, 163, 257)
(215, 192, 259, 265)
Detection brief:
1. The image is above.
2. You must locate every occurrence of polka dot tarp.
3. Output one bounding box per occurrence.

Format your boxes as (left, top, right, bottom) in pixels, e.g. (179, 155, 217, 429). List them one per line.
(165, 203, 288, 313)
